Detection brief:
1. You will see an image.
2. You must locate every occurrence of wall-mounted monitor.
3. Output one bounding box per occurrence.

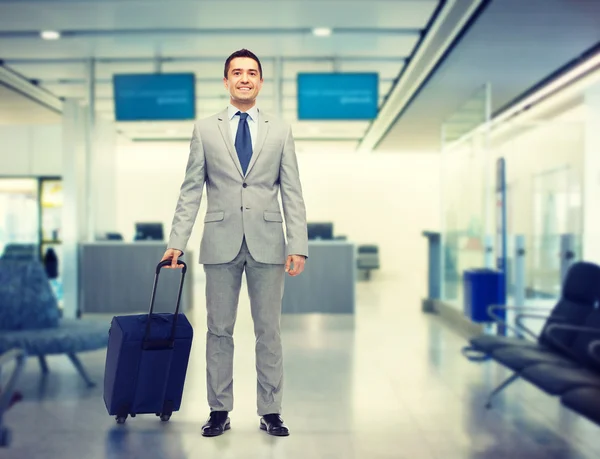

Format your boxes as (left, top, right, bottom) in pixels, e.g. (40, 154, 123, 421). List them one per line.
(113, 73, 196, 121)
(297, 73, 379, 120)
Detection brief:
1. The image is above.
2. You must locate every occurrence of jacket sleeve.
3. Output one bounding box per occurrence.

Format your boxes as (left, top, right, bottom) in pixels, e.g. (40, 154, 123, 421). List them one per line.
(279, 125, 309, 259)
(167, 123, 206, 254)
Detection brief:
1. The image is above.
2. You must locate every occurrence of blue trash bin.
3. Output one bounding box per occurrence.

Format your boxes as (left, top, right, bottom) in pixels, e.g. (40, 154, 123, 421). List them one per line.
(463, 269, 506, 323)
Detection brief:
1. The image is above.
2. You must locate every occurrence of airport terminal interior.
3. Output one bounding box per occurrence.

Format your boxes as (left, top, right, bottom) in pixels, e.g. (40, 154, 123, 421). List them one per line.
(1, 0, 600, 457)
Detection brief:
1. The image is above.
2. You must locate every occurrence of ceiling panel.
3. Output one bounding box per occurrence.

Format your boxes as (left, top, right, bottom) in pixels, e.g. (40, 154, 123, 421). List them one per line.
(8, 62, 88, 79)
(0, 0, 439, 31)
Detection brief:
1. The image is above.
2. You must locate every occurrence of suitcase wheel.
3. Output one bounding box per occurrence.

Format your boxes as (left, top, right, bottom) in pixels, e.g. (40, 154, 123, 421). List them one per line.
(160, 414, 171, 422)
(116, 416, 127, 424)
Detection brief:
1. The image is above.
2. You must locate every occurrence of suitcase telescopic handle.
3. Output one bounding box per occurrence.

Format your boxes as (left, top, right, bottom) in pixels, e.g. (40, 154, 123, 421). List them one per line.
(156, 259, 187, 274)
(143, 258, 187, 349)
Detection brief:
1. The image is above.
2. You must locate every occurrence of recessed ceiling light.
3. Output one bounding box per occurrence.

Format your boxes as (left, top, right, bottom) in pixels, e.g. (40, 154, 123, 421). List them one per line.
(40, 30, 61, 40)
(313, 28, 332, 37)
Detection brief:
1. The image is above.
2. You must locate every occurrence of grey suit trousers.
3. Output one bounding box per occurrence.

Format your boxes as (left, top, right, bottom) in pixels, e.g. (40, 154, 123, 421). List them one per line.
(204, 236, 285, 416)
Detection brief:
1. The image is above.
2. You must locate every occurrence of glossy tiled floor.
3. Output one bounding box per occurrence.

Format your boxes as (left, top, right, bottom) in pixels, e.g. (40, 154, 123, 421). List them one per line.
(3, 275, 600, 459)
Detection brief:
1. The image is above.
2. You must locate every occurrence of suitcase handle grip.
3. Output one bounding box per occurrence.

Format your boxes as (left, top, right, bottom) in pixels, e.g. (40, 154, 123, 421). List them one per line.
(156, 259, 187, 274)
(143, 259, 187, 346)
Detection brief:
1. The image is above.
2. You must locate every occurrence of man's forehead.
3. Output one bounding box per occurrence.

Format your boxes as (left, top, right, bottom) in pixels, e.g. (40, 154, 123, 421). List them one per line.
(230, 58, 259, 71)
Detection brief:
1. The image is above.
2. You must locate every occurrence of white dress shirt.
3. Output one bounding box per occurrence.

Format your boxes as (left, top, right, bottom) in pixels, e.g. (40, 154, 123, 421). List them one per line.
(228, 104, 259, 151)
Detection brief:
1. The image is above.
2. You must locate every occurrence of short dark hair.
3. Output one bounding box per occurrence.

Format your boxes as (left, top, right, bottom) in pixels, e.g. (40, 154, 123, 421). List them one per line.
(224, 49, 263, 79)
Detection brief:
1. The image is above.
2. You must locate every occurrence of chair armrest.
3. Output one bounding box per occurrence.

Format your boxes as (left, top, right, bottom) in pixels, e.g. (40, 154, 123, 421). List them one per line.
(589, 340, 600, 365)
(544, 323, 600, 363)
(0, 348, 27, 416)
(514, 313, 558, 341)
(487, 305, 552, 341)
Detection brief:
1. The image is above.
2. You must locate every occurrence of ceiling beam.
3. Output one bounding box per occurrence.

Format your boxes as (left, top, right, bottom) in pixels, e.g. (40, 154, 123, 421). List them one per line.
(0, 27, 422, 39)
(35, 77, 397, 85)
(0, 63, 63, 113)
(2, 56, 408, 65)
(357, 0, 487, 153)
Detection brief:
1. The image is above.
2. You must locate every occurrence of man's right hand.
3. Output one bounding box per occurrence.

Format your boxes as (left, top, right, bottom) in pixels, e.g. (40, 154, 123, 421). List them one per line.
(161, 248, 184, 268)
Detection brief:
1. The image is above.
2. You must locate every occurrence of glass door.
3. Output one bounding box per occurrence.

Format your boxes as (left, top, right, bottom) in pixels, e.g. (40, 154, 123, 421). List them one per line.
(531, 166, 571, 299)
(0, 178, 39, 257)
(40, 178, 64, 307)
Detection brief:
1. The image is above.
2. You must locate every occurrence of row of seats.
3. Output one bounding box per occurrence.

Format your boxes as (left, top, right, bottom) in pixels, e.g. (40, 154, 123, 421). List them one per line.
(463, 261, 600, 425)
(0, 260, 109, 387)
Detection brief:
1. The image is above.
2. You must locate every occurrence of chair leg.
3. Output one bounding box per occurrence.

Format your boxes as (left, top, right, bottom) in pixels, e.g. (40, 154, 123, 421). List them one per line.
(38, 356, 49, 374)
(67, 353, 95, 388)
(485, 373, 520, 409)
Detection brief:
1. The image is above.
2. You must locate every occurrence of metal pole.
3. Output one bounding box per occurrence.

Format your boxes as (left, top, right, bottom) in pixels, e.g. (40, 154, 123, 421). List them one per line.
(560, 233, 575, 283)
(514, 234, 526, 337)
(273, 56, 283, 118)
(86, 58, 96, 242)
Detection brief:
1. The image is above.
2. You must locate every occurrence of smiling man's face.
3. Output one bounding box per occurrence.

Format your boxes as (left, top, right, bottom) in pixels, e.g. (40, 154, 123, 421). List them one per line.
(224, 57, 263, 109)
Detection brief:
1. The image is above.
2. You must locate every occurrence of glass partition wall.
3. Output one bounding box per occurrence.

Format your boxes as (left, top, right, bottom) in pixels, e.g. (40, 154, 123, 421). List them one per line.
(441, 86, 584, 311)
(0, 176, 64, 307)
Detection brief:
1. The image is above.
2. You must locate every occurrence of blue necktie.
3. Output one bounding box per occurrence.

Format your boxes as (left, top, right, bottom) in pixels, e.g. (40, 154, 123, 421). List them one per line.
(235, 112, 252, 175)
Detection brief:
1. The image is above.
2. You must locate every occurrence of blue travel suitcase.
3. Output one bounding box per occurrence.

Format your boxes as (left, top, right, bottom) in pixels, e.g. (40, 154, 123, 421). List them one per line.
(103, 259, 193, 424)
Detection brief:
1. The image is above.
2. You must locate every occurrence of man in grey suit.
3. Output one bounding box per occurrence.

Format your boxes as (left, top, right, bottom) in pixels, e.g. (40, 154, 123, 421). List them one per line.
(160, 49, 308, 438)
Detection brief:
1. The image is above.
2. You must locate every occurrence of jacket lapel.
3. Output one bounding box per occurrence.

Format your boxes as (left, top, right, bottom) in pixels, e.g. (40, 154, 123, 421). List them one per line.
(245, 110, 269, 177)
(217, 109, 244, 178)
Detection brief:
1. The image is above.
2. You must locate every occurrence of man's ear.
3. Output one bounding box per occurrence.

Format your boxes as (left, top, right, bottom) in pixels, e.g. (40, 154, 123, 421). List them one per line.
(223, 77, 229, 90)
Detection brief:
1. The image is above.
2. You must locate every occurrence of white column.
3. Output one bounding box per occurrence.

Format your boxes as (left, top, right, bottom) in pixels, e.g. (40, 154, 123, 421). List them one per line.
(583, 81, 600, 264)
(86, 58, 96, 242)
(61, 99, 88, 318)
(273, 56, 283, 118)
(92, 117, 117, 237)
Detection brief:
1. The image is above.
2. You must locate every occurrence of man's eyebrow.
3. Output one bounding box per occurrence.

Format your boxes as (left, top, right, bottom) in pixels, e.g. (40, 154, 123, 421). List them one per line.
(231, 68, 258, 72)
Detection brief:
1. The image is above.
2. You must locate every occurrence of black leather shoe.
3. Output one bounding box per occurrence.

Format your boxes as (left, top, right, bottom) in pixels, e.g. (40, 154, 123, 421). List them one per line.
(201, 411, 230, 437)
(260, 414, 289, 436)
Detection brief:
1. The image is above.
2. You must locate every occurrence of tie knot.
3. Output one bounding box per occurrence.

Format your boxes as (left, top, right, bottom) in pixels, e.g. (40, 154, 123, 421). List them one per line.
(237, 111, 249, 121)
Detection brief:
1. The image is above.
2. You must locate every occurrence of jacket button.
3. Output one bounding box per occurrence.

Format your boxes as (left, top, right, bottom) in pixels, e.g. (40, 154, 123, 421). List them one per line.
(243, 183, 247, 188)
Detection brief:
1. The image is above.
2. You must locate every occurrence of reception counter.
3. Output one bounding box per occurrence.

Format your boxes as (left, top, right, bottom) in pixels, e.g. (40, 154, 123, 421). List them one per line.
(79, 242, 194, 315)
(79, 240, 354, 316)
(282, 240, 356, 314)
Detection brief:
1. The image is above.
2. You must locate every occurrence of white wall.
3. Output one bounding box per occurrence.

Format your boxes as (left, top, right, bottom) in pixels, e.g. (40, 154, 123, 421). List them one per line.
(114, 140, 441, 285)
(0, 124, 62, 176)
(583, 81, 600, 264)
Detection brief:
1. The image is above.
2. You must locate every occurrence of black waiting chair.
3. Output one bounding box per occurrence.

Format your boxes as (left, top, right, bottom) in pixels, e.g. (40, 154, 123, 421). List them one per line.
(560, 338, 600, 426)
(561, 387, 600, 425)
(462, 261, 600, 409)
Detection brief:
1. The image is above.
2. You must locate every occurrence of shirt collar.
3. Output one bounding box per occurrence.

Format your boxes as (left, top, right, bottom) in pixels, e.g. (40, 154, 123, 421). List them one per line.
(228, 104, 259, 122)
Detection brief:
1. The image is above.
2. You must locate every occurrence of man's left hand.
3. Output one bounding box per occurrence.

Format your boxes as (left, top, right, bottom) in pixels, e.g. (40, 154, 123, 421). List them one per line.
(285, 255, 306, 277)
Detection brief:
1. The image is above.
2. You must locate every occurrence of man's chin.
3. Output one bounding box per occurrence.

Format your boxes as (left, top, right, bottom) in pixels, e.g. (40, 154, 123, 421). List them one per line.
(233, 94, 256, 102)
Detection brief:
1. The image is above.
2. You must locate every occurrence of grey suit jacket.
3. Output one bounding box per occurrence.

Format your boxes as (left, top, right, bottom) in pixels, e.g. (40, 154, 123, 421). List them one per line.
(167, 108, 309, 265)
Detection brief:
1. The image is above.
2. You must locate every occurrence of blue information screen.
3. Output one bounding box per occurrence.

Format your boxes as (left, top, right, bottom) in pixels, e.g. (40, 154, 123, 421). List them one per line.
(113, 73, 196, 121)
(297, 73, 379, 120)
